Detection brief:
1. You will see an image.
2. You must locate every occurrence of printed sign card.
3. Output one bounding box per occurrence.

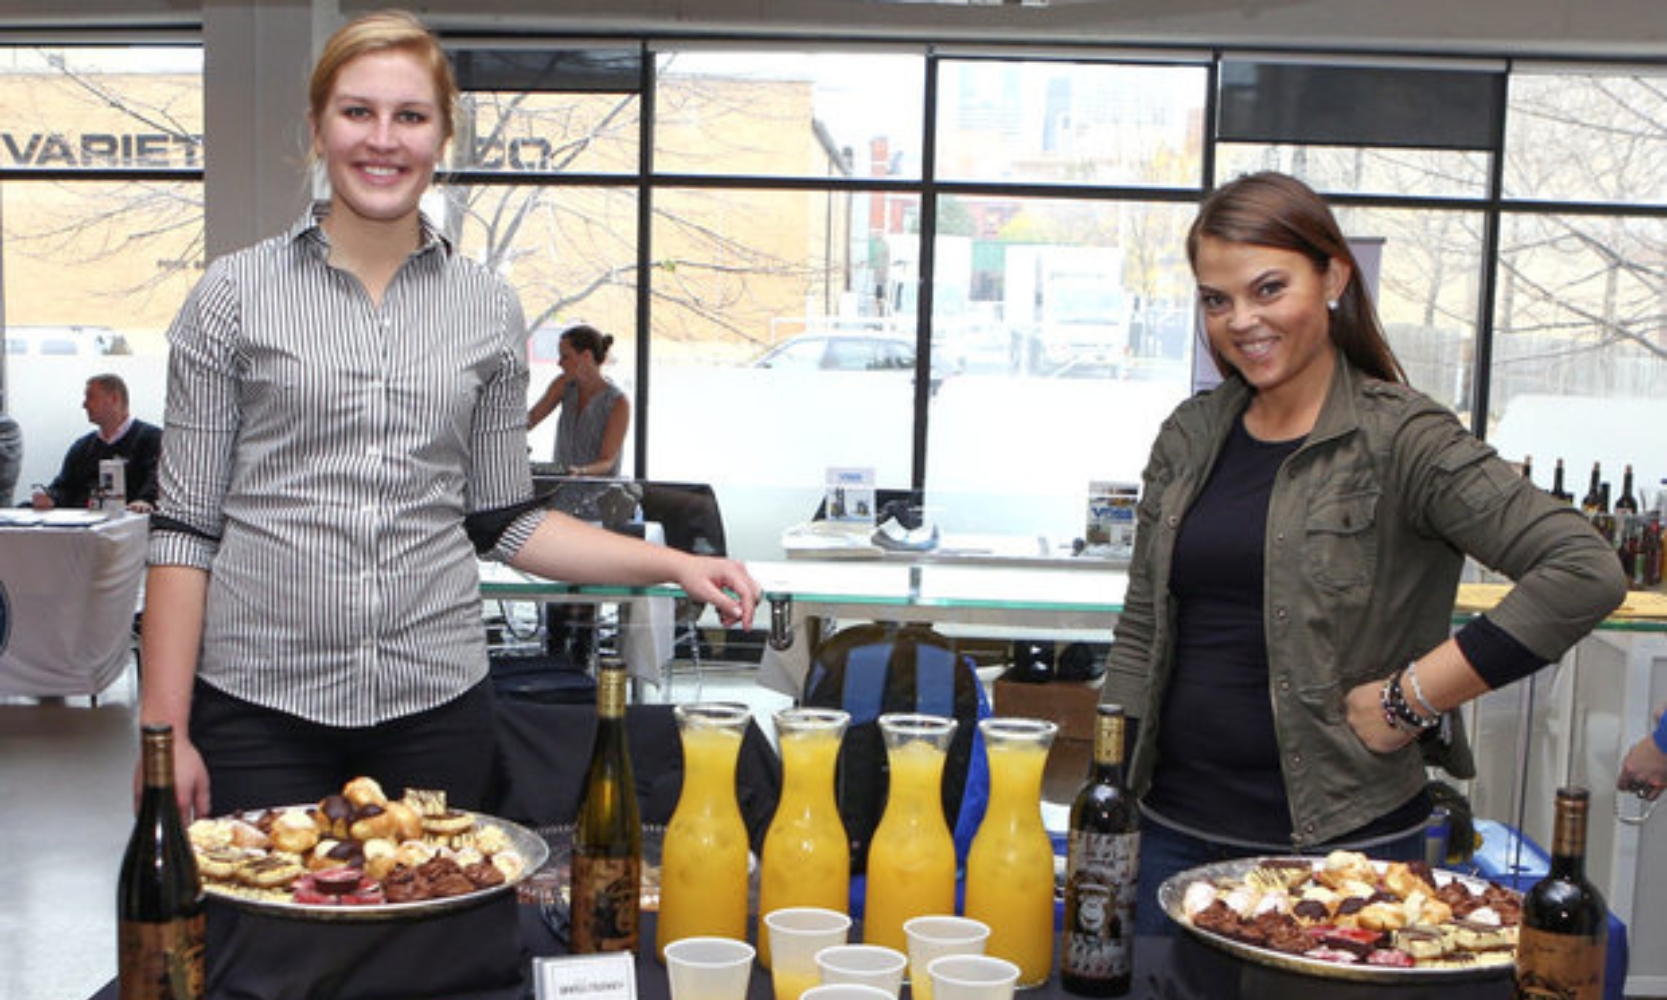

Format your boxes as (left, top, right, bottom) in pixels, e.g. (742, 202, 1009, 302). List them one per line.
(533, 953, 636, 1000)
(824, 466, 877, 524)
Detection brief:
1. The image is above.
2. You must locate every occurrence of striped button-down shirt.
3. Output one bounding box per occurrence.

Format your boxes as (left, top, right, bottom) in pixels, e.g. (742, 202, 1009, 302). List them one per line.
(149, 206, 541, 726)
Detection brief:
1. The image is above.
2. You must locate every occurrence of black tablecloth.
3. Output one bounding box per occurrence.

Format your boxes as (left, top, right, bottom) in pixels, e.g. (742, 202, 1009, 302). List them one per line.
(89, 901, 1513, 1000)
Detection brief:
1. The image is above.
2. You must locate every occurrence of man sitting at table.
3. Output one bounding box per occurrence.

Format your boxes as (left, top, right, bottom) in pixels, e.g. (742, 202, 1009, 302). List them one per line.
(30, 373, 161, 513)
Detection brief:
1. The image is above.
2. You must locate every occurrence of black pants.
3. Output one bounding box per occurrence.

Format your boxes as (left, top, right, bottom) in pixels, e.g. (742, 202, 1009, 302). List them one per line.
(189, 678, 499, 815)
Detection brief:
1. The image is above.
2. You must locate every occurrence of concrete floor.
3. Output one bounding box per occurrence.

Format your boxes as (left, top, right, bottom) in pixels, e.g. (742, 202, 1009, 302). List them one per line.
(0, 667, 140, 1000)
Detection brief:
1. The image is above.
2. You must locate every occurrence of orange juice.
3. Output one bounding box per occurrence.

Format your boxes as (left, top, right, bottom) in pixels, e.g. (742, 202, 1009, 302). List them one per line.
(658, 709, 751, 961)
(759, 710, 850, 968)
(770, 966, 821, 1000)
(965, 721, 1056, 987)
(864, 735, 956, 953)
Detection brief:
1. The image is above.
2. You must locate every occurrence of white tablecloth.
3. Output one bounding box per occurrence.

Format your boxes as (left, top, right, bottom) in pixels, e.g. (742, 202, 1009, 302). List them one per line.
(0, 512, 146, 697)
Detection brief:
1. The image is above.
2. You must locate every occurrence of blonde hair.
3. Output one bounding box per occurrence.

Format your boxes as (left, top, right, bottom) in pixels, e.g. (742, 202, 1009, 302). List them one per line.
(308, 9, 458, 144)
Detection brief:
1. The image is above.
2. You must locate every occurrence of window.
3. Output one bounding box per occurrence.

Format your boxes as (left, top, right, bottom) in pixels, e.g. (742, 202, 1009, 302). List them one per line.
(442, 40, 1667, 554)
(0, 45, 202, 493)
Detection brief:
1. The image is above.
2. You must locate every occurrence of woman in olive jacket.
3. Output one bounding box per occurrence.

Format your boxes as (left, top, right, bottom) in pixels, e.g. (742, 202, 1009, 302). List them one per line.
(1103, 172, 1627, 934)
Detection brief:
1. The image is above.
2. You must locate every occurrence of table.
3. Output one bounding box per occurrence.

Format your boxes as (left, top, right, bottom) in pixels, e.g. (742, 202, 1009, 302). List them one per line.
(85, 903, 1516, 1000)
(0, 510, 146, 698)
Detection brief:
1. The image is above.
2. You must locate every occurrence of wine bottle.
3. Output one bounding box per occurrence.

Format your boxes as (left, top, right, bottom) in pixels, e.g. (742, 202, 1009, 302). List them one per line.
(1520, 455, 1534, 487)
(1592, 484, 1616, 544)
(117, 724, 205, 1000)
(1061, 705, 1138, 997)
(1581, 462, 1604, 514)
(1550, 459, 1572, 505)
(1614, 464, 1638, 514)
(1515, 787, 1607, 1000)
(570, 659, 642, 953)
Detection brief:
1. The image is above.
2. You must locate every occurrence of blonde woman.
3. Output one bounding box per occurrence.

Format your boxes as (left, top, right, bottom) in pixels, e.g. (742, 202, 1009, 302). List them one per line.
(140, 10, 758, 819)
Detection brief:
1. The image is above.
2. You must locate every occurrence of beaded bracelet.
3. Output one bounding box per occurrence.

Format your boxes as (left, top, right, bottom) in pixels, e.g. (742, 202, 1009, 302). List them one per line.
(1381, 666, 1442, 734)
(1405, 660, 1442, 720)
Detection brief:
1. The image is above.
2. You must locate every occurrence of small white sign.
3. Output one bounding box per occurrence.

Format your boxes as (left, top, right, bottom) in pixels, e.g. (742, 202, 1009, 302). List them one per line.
(824, 466, 876, 524)
(1085, 480, 1139, 558)
(533, 952, 637, 1000)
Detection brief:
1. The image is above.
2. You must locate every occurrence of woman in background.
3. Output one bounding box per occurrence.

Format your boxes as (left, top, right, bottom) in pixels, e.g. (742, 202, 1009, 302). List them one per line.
(528, 324, 629, 477)
(1104, 171, 1626, 933)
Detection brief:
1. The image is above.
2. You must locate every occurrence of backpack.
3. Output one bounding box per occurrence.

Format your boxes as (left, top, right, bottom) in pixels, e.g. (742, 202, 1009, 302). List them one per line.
(802, 622, 991, 872)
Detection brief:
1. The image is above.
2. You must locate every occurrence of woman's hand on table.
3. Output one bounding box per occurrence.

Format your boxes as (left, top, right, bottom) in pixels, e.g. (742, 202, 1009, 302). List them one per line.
(675, 555, 763, 630)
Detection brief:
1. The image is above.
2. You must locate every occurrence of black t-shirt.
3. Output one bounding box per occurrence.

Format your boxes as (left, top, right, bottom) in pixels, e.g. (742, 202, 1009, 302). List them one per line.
(1145, 416, 1300, 844)
(1144, 416, 1427, 847)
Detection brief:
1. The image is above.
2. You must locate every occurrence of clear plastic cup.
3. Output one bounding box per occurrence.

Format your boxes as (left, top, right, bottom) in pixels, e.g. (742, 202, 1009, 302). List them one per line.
(901, 916, 989, 1000)
(764, 906, 852, 1000)
(925, 954, 1020, 1000)
(814, 944, 908, 998)
(665, 936, 756, 1000)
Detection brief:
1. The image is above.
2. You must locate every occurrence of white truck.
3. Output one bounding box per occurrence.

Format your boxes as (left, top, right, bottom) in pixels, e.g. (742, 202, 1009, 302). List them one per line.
(1004, 244, 1129, 376)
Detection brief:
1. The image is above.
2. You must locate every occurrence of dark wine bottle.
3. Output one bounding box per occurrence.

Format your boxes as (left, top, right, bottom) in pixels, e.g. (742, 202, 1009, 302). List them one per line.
(1581, 462, 1604, 514)
(1520, 455, 1534, 486)
(570, 659, 642, 953)
(1061, 705, 1138, 997)
(1614, 465, 1638, 514)
(117, 724, 205, 1000)
(1550, 459, 1572, 504)
(1515, 786, 1607, 1000)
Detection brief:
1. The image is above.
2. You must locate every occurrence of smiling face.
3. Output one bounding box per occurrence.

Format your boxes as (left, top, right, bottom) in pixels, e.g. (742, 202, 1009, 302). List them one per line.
(310, 48, 445, 232)
(1193, 235, 1349, 410)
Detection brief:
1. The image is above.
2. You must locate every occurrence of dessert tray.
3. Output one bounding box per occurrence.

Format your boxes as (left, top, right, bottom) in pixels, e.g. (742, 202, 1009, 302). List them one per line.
(191, 794, 548, 923)
(1157, 852, 1519, 983)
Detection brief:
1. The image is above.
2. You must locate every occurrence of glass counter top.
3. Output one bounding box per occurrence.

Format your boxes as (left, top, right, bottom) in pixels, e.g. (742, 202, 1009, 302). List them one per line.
(481, 559, 1667, 633)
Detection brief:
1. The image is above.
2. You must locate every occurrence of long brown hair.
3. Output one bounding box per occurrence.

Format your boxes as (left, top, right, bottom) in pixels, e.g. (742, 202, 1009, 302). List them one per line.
(1187, 171, 1406, 384)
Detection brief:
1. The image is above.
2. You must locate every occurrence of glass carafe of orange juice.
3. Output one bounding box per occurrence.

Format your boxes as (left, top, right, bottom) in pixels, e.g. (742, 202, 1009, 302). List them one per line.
(964, 717, 1058, 987)
(759, 708, 851, 969)
(863, 713, 959, 954)
(658, 702, 752, 961)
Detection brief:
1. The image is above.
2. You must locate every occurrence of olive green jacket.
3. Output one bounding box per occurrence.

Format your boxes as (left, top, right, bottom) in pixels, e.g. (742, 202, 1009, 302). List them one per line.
(1103, 358, 1626, 848)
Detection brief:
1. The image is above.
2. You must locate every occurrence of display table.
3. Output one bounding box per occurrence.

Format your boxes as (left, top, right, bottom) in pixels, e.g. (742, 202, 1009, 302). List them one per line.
(85, 902, 1516, 1000)
(0, 511, 145, 698)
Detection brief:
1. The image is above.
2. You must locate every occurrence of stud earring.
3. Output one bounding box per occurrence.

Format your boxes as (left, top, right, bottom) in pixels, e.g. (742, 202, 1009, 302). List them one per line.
(1327, 299, 1339, 312)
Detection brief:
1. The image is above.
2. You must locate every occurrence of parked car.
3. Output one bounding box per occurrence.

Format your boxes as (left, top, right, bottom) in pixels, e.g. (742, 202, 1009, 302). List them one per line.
(752, 331, 945, 394)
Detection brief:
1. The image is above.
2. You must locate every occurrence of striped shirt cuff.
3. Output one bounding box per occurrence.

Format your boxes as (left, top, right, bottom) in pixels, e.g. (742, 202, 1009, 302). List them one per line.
(487, 508, 545, 563)
(147, 524, 219, 570)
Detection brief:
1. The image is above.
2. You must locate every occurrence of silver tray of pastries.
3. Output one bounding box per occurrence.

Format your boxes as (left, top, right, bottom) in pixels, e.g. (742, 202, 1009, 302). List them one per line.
(189, 779, 548, 922)
(1158, 851, 1520, 983)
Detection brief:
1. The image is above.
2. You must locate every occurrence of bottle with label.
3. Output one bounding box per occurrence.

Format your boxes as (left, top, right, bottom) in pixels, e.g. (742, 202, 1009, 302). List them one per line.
(571, 659, 642, 954)
(1515, 786, 1607, 1000)
(1061, 705, 1139, 997)
(118, 724, 205, 1000)
(1581, 462, 1604, 515)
